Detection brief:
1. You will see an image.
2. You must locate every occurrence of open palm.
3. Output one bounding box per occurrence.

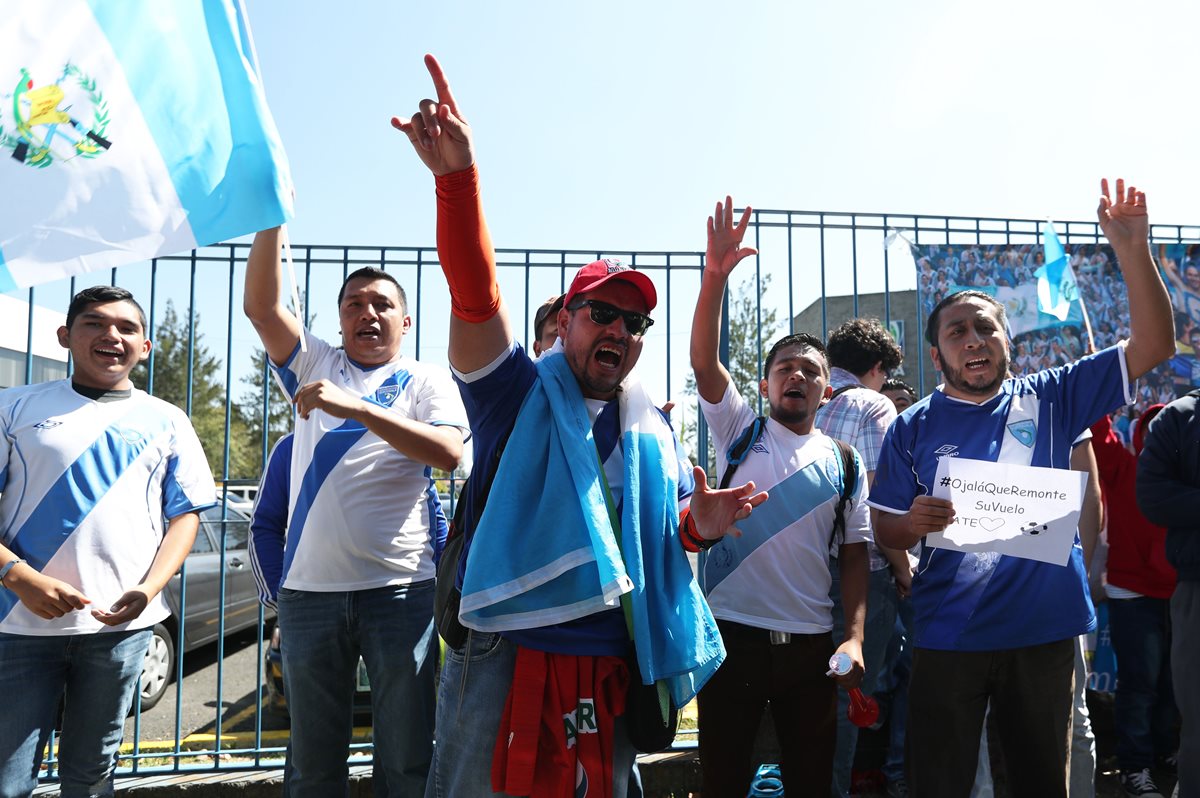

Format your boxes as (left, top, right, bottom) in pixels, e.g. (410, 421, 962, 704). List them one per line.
(706, 196, 758, 278)
(1097, 178, 1148, 250)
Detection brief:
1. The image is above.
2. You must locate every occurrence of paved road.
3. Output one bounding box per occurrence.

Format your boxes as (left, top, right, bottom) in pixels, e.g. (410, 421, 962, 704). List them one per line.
(122, 625, 289, 752)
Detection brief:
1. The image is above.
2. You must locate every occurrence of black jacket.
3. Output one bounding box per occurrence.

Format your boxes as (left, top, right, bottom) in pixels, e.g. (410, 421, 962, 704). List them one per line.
(1137, 389, 1200, 582)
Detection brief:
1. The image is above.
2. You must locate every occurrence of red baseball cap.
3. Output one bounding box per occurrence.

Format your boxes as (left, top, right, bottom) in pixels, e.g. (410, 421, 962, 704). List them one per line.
(563, 259, 657, 312)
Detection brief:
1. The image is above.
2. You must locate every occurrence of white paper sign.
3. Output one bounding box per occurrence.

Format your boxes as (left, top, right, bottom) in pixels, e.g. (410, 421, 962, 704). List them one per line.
(926, 457, 1086, 566)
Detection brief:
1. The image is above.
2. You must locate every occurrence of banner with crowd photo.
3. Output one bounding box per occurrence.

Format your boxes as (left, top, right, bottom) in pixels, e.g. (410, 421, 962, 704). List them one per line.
(0, 0, 294, 290)
(912, 239, 1186, 419)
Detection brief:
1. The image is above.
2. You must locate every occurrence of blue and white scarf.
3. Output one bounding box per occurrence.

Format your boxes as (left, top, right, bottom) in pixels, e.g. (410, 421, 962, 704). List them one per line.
(460, 353, 724, 705)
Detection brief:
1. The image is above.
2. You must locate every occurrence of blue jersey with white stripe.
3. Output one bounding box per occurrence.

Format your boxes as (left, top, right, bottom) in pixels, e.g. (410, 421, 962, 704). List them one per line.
(0, 381, 216, 635)
(271, 335, 467, 591)
(868, 344, 1133, 651)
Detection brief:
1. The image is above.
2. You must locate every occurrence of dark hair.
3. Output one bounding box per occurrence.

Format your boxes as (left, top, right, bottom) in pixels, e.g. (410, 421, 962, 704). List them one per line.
(66, 285, 147, 332)
(827, 318, 903, 376)
(764, 333, 830, 379)
(924, 290, 1007, 346)
(337, 267, 407, 312)
(882, 378, 916, 398)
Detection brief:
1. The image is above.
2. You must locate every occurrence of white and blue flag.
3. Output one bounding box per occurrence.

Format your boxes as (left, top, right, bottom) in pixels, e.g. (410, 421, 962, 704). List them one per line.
(0, 0, 293, 290)
(1035, 220, 1080, 322)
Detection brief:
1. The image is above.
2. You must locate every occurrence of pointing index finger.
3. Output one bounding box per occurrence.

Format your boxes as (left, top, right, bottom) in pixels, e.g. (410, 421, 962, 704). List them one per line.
(424, 54, 461, 119)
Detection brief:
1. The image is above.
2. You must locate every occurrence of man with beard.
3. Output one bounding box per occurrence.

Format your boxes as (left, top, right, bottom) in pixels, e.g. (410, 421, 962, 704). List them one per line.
(868, 180, 1176, 798)
(392, 56, 764, 797)
(689, 197, 870, 796)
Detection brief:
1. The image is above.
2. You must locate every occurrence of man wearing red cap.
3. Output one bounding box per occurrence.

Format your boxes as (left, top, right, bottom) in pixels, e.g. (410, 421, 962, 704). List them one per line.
(394, 55, 765, 797)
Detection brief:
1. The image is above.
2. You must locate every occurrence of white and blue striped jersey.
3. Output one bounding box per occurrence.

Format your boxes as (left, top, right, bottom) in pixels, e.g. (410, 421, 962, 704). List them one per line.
(0, 381, 216, 635)
(699, 382, 871, 634)
(272, 335, 468, 591)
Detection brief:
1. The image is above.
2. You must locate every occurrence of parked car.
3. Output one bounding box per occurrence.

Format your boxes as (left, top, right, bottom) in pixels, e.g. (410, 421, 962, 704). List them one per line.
(262, 623, 372, 719)
(136, 499, 274, 711)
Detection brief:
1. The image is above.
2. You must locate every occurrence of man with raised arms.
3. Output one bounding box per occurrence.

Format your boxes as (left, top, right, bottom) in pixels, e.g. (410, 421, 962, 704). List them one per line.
(868, 180, 1175, 797)
(689, 198, 871, 796)
(244, 225, 468, 796)
(393, 56, 765, 798)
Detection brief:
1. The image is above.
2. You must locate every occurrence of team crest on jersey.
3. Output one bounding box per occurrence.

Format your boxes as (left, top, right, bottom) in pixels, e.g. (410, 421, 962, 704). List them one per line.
(1, 65, 112, 168)
(1006, 420, 1036, 448)
(33, 419, 62, 429)
(374, 384, 400, 406)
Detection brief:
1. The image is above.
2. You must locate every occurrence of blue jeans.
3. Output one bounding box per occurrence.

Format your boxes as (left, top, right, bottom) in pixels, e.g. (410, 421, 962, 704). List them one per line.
(0, 629, 150, 798)
(1108, 596, 1177, 771)
(425, 632, 635, 798)
(881, 596, 914, 784)
(829, 566, 898, 798)
(277, 581, 436, 798)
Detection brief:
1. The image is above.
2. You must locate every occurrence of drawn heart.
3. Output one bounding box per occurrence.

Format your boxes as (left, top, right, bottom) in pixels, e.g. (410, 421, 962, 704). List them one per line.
(979, 517, 1005, 533)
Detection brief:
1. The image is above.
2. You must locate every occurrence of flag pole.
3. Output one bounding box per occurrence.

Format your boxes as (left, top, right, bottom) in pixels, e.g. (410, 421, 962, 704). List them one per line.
(1079, 293, 1096, 353)
(279, 225, 307, 353)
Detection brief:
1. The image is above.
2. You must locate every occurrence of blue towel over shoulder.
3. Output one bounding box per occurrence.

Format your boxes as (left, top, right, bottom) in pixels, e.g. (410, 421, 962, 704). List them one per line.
(460, 353, 724, 705)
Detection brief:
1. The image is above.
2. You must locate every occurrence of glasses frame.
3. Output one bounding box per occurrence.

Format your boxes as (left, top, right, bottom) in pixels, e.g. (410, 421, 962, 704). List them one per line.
(566, 299, 655, 337)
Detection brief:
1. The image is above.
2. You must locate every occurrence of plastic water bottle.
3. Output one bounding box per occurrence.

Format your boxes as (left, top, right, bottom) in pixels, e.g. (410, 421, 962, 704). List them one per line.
(826, 652, 880, 729)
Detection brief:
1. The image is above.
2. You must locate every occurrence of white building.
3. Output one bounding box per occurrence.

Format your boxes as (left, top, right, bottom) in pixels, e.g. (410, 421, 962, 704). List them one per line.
(0, 294, 68, 388)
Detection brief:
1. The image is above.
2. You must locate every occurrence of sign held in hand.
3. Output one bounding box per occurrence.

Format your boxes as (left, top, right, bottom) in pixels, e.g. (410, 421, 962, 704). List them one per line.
(927, 457, 1086, 566)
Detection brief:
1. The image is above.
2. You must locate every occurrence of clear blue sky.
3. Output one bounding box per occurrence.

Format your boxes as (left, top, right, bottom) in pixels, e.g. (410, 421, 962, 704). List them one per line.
(12, 1, 1200, 429)
(250, 0, 1200, 251)
(240, 0, 1200, 413)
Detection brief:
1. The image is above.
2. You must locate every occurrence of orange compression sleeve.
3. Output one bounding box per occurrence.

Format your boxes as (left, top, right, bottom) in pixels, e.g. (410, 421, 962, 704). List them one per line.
(435, 165, 500, 323)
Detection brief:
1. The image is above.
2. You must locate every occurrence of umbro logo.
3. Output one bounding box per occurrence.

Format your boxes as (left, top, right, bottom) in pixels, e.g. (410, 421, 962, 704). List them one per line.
(33, 420, 62, 429)
(934, 444, 959, 456)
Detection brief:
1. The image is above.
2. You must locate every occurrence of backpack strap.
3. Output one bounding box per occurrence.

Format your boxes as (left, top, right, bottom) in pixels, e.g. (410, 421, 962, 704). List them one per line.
(830, 438, 857, 548)
(447, 432, 511, 544)
(719, 416, 768, 490)
(828, 384, 860, 401)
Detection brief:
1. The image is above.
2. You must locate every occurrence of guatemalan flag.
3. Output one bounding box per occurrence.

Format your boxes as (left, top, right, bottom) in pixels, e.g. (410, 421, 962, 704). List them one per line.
(0, 0, 293, 290)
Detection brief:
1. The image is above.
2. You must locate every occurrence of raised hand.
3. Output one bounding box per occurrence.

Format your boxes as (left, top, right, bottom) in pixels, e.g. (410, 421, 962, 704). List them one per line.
(705, 196, 758, 279)
(688, 465, 768, 542)
(391, 54, 474, 176)
(1097, 178, 1149, 252)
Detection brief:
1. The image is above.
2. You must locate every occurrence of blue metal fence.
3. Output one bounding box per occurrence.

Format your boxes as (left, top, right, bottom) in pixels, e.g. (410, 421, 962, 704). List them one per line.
(16, 209, 1196, 781)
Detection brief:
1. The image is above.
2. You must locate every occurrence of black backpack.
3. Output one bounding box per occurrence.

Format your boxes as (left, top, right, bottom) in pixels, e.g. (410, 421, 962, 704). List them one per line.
(433, 434, 509, 650)
(718, 415, 858, 547)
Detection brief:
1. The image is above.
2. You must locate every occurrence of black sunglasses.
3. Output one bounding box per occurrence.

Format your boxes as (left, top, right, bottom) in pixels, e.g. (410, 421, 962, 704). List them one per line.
(567, 299, 655, 337)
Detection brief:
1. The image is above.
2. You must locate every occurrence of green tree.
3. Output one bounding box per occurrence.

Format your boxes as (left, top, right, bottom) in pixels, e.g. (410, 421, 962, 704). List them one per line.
(237, 345, 294, 471)
(682, 273, 781, 473)
(132, 300, 259, 481)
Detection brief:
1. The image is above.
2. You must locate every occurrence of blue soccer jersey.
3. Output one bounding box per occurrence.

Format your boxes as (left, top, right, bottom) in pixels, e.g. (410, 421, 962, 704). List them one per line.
(867, 344, 1134, 651)
(0, 381, 216, 635)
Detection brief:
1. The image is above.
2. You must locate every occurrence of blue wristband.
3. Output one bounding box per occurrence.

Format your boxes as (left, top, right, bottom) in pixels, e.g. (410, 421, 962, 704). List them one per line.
(0, 558, 24, 585)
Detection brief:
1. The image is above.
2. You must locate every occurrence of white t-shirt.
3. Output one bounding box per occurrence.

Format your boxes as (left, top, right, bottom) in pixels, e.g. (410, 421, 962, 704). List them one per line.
(272, 335, 469, 590)
(0, 381, 216, 635)
(698, 383, 871, 633)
